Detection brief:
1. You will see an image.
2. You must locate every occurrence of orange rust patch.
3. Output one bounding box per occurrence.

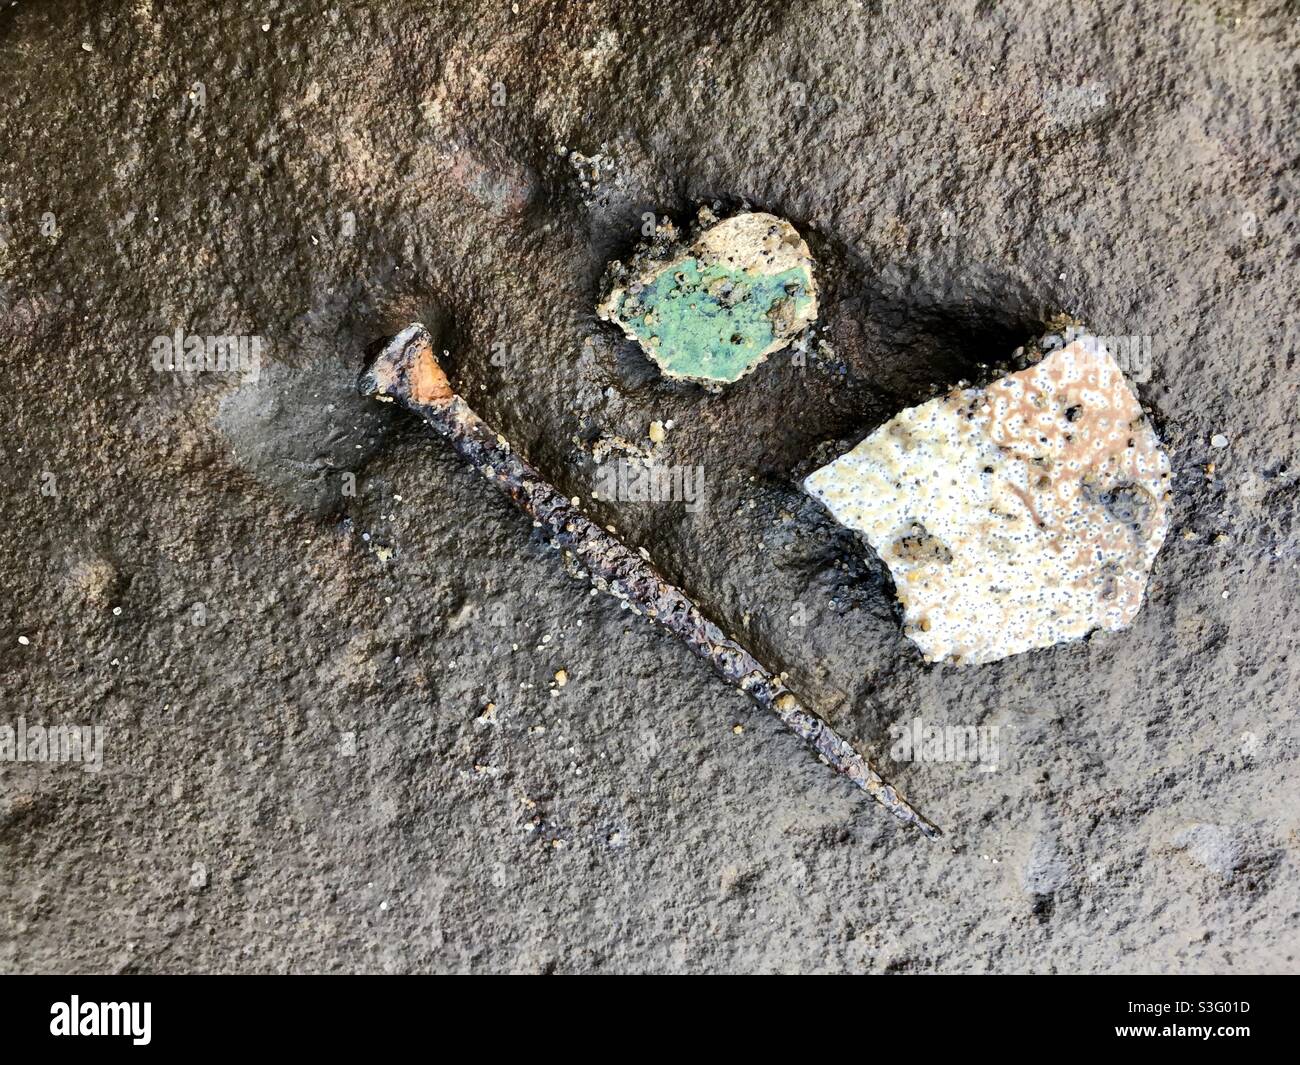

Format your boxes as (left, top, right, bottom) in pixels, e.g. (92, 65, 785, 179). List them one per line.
(408, 340, 453, 405)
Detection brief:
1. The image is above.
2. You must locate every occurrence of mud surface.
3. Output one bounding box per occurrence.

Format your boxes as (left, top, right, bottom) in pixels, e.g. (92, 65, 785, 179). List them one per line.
(2, 0, 1297, 973)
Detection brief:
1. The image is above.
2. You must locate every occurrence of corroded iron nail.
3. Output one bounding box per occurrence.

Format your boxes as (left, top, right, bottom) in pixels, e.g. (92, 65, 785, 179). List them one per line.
(359, 323, 941, 839)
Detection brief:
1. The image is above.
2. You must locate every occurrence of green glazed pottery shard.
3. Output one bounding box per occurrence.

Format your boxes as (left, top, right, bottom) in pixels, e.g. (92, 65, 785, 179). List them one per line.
(597, 209, 818, 385)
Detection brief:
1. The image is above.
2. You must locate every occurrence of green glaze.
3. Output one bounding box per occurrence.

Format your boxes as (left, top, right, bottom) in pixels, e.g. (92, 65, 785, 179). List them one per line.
(617, 258, 812, 383)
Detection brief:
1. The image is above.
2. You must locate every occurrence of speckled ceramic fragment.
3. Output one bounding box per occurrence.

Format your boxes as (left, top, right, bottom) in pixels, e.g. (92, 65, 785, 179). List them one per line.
(597, 209, 817, 385)
(805, 335, 1172, 666)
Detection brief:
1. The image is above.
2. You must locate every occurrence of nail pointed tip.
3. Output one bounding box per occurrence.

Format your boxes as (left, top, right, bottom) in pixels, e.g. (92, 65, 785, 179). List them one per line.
(892, 803, 942, 839)
(875, 787, 942, 840)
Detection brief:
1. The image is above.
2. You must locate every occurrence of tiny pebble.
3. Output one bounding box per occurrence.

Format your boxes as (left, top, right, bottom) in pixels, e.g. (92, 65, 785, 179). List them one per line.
(18, 635, 30, 645)
(1210, 434, 1229, 449)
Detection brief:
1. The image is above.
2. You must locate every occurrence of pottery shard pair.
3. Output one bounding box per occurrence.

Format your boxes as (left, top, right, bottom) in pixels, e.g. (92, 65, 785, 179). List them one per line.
(597, 210, 1172, 666)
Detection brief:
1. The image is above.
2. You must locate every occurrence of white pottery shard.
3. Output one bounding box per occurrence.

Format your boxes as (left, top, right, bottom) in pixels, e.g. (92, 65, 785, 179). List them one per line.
(804, 335, 1172, 666)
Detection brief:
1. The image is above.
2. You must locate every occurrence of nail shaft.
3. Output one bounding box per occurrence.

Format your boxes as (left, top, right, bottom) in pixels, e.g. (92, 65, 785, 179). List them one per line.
(360, 323, 940, 838)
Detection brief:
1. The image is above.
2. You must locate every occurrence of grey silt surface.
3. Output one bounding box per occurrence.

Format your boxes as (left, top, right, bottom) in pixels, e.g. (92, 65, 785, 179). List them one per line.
(0, 0, 1296, 973)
